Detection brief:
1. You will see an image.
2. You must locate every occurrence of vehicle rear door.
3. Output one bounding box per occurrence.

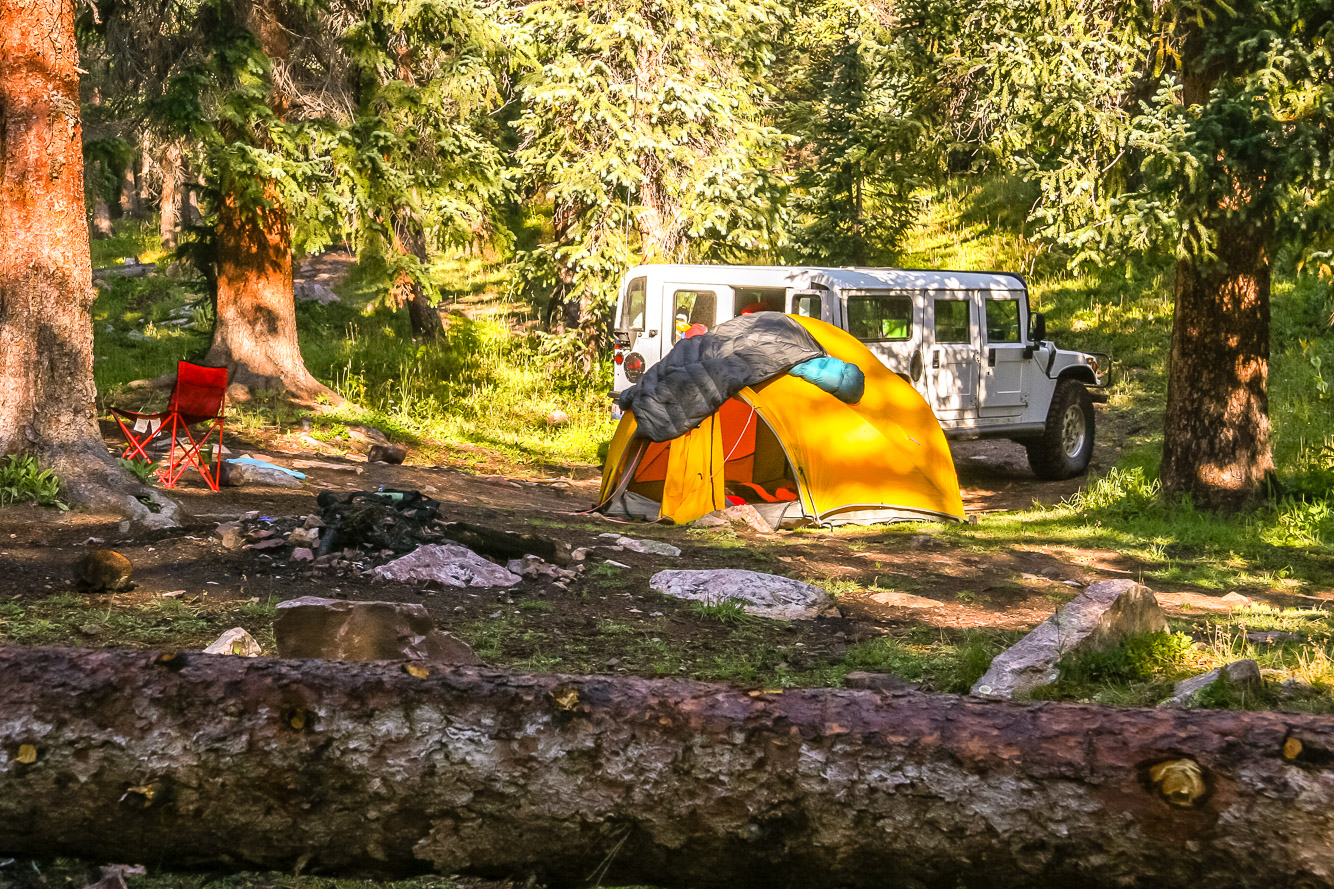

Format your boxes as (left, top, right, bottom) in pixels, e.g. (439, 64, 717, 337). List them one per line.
(665, 284, 734, 345)
(928, 293, 979, 419)
(979, 293, 1029, 417)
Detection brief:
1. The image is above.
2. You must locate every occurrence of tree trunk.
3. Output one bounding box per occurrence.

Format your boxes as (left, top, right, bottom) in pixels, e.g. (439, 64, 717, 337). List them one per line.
(1161, 224, 1273, 510)
(90, 183, 113, 239)
(392, 208, 446, 340)
(159, 141, 181, 249)
(204, 185, 337, 403)
(3, 647, 1333, 889)
(0, 0, 179, 529)
(1160, 50, 1274, 511)
(137, 135, 153, 209)
(118, 157, 139, 219)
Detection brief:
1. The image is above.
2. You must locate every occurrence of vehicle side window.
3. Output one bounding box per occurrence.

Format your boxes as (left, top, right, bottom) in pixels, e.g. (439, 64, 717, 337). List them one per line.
(792, 294, 821, 318)
(619, 277, 647, 331)
(672, 289, 716, 343)
(848, 295, 912, 342)
(985, 298, 1021, 343)
(934, 298, 971, 344)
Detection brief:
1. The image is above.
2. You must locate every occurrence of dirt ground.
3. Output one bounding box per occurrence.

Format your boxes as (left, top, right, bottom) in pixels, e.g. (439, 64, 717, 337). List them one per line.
(2, 398, 1303, 687)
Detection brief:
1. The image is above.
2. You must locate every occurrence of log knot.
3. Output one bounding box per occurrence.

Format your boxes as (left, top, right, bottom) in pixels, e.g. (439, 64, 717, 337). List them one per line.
(1149, 759, 1207, 808)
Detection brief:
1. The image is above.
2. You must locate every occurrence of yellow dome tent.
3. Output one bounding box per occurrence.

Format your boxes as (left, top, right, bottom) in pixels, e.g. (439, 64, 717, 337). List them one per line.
(597, 316, 965, 528)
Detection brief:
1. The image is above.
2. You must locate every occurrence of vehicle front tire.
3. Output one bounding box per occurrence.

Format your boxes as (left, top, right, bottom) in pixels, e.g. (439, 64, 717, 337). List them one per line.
(1025, 379, 1095, 480)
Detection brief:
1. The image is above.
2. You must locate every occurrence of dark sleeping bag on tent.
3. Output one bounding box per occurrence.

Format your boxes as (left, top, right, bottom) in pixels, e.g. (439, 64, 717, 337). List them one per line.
(617, 312, 825, 442)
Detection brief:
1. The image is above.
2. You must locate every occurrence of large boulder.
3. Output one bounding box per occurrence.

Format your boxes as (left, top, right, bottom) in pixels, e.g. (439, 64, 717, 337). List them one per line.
(274, 596, 481, 664)
(972, 579, 1168, 699)
(649, 569, 830, 620)
(372, 544, 521, 588)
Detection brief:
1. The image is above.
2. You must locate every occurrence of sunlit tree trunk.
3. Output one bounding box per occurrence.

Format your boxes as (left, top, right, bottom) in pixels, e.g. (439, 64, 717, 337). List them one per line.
(204, 185, 336, 402)
(1160, 54, 1274, 511)
(159, 141, 181, 248)
(0, 0, 179, 527)
(119, 157, 140, 219)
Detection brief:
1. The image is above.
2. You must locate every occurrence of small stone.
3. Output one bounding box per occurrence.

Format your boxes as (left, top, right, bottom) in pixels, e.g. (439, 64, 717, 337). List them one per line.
(291, 547, 315, 563)
(546, 409, 570, 425)
(204, 627, 262, 657)
(1221, 592, 1252, 607)
(570, 547, 590, 562)
(287, 527, 321, 548)
(302, 515, 326, 529)
(598, 533, 681, 557)
(214, 522, 244, 550)
(245, 538, 286, 551)
(604, 560, 630, 569)
(1160, 659, 1263, 708)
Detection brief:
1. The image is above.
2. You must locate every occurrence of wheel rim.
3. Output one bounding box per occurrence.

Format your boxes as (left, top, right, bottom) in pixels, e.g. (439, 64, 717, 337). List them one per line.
(1061, 404, 1087, 458)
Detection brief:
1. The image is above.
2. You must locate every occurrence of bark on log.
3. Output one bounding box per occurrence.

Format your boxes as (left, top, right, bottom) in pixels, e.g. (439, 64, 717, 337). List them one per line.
(2, 647, 1333, 889)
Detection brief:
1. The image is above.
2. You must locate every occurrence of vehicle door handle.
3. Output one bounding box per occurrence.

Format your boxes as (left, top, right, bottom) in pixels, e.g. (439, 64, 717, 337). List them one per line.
(647, 330, 658, 338)
(932, 350, 940, 369)
(988, 348, 996, 367)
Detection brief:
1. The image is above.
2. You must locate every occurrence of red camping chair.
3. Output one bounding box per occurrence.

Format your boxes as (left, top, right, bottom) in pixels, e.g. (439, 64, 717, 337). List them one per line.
(112, 362, 228, 491)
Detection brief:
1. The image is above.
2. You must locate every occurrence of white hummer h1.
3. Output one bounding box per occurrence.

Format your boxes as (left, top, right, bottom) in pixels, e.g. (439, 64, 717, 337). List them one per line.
(610, 264, 1110, 479)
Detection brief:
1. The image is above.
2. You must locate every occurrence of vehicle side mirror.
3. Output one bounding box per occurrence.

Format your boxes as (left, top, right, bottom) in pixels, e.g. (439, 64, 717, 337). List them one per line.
(1030, 312, 1046, 343)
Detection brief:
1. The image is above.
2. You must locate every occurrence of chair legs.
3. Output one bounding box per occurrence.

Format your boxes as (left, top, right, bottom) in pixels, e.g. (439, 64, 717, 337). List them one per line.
(155, 416, 224, 492)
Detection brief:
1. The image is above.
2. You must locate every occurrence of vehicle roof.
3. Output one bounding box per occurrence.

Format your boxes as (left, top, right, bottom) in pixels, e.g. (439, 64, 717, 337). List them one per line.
(623, 264, 1026, 293)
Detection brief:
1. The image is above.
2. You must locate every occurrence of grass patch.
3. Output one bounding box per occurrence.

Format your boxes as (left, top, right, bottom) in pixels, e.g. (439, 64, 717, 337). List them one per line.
(0, 593, 262, 650)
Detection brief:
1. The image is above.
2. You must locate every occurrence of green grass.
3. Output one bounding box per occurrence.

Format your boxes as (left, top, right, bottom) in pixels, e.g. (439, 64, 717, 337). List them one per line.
(0, 594, 272, 651)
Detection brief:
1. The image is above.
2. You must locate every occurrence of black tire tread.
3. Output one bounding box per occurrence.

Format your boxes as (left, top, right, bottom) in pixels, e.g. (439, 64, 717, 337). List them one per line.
(1025, 379, 1095, 480)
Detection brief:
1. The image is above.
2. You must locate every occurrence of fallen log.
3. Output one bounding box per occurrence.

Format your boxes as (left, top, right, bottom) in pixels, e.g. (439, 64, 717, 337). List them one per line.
(1, 647, 1332, 888)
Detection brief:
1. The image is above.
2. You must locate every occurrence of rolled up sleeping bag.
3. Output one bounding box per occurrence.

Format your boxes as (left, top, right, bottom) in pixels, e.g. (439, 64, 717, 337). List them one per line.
(788, 356, 865, 404)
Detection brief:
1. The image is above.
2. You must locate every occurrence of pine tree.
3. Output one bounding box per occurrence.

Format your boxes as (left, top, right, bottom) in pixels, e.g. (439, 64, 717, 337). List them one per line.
(512, 0, 790, 344)
(782, 1, 928, 265)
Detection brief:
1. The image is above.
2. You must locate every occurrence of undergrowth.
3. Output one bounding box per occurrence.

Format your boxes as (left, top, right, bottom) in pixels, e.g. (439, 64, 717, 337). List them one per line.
(0, 456, 67, 510)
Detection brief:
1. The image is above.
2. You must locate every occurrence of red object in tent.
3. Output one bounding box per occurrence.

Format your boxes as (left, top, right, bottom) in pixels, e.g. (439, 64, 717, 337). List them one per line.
(112, 361, 229, 491)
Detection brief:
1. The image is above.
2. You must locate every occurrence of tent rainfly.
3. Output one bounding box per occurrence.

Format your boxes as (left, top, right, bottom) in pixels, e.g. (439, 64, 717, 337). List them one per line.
(597, 315, 965, 528)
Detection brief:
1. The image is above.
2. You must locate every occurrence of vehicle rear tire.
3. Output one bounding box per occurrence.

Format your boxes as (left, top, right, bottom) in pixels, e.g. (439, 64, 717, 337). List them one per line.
(1025, 379, 1095, 480)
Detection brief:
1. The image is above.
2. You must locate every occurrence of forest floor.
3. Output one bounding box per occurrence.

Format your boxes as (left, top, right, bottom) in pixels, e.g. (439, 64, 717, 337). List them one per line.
(2, 401, 1331, 713)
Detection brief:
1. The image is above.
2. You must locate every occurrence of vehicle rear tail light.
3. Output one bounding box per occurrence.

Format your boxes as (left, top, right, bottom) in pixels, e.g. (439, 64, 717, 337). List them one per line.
(614, 352, 624, 364)
(624, 352, 646, 382)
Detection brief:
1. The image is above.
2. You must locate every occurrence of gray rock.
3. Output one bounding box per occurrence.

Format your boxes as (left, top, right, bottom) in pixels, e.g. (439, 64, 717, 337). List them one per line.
(372, 543, 521, 588)
(203, 627, 262, 657)
(214, 521, 245, 550)
(1160, 659, 1263, 708)
(367, 443, 408, 464)
(220, 461, 303, 488)
(506, 555, 577, 583)
(275, 596, 481, 664)
(845, 671, 920, 692)
(972, 579, 1168, 699)
(691, 504, 774, 533)
(293, 280, 340, 304)
(287, 526, 321, 548)
(599, 533, 681, 557)
(649, 569, 830, 620)
(291, 547, 315, 563)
